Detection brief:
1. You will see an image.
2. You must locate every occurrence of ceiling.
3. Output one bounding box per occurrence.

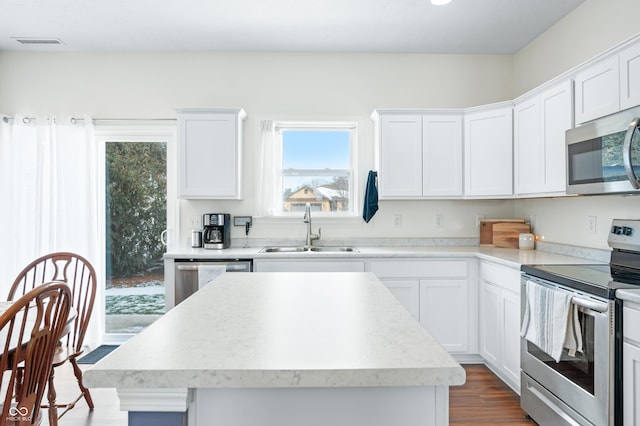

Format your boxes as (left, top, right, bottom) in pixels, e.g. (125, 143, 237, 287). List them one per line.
(0, 0, 584, 54)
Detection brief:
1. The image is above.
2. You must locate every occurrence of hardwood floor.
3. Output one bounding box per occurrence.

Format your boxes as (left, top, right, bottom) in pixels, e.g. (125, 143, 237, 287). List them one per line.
(43, 363, 531, 425)
(450, 364, 535, 425)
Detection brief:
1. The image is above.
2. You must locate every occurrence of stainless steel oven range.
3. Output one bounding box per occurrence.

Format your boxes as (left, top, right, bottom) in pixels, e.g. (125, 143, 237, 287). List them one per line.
(521, 219, 640, 426)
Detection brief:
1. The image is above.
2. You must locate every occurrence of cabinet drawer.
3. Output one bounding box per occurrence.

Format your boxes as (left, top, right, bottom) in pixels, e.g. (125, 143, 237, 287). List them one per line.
(624, 305, 640, 344)
(370, 260, 468, 278)
(480, 261, 520, 293)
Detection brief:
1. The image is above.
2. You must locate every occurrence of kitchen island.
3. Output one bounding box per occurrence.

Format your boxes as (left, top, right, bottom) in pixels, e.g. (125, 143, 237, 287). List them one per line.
(84, 272, 465, 426)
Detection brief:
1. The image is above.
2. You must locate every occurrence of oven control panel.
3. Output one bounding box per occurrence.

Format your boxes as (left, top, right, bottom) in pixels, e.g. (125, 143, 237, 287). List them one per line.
(608, 219, 640, 251)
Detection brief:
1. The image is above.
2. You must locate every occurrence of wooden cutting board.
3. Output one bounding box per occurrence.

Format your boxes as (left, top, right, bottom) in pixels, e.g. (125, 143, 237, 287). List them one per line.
(492, 222, 531, 248)
(479, 219, 525, 246)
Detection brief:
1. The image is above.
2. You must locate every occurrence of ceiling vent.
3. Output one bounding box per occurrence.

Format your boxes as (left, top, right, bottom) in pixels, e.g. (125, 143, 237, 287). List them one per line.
(13, 37, 63, 45)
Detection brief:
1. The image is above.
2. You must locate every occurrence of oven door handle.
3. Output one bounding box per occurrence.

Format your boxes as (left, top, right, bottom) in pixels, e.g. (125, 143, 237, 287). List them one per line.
(571, 296, 608, 313)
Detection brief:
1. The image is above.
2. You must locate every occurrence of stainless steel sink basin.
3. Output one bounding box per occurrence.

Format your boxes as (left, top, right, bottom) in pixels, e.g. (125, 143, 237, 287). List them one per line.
(260, 246, 358, 253)
(308, 246, 358, 252)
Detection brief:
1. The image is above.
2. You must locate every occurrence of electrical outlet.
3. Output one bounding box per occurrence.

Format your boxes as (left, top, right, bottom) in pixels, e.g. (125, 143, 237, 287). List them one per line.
(587, 216, 597, 234)
(189, 215, 201, 229)
(392, 214, 402, 228)
(530, 214, 538, 229)
(435, 214, 444, 228)
(475, 213, 485, 227)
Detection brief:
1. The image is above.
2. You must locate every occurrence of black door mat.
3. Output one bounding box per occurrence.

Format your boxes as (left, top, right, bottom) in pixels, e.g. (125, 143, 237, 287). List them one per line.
(77, 344, 119, 364)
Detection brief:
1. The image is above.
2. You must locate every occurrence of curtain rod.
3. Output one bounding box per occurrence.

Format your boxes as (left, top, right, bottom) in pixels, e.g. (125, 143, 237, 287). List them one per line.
(2, 116, 176, 124)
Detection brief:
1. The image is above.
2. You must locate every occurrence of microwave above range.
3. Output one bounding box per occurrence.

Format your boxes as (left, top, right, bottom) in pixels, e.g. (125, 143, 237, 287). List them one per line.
(566, 105, 640, 195)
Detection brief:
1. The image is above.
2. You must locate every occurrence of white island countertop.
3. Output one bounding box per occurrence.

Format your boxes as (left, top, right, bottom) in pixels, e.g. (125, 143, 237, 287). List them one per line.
(84, 272, 465, 390)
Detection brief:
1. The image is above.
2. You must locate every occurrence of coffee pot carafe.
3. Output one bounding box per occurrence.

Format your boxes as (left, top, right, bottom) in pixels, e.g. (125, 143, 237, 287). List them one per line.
(202, 213, 231, 249)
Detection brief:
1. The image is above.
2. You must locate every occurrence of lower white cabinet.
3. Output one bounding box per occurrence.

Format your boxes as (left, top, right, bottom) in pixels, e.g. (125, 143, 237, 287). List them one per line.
(478, 260, 521, 393)
(369, 259, 477, 355)
(253, 260, 365, 272)
(383, 280, 420, 320)
(623, 301, 640, 426)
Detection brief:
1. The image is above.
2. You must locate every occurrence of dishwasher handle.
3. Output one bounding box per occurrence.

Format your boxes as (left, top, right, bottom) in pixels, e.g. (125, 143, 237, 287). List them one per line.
(176, 263, 251, 272)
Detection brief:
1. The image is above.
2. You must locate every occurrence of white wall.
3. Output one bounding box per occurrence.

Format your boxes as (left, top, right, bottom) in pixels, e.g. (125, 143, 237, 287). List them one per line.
(0, 52, 515, 246)
(2, 0, 639, 250)
(513, 0, 640, 95)
(512, 0, 640, 250)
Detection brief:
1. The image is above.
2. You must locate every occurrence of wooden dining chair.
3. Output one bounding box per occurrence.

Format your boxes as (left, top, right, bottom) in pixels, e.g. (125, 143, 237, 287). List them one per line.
(8, 252, 97, 423)
(0, 282, 72, 426)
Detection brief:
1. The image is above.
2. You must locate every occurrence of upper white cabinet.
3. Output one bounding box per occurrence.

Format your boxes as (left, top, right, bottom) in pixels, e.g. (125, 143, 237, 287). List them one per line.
(574, 39, 640, 124)
(574, 56, 620, 125)
(373, 110, 463, 199)
(514, 80, 573, 197)
(177, 108, 246, 199)
(422, 115, 463, 197)
(464, 103, 513, 198)
(620, 42, 640, 111)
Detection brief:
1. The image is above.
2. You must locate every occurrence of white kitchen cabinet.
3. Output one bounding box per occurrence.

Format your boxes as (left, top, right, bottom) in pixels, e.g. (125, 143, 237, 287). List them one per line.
(623, 301, 640, 426)
(375, 113, 423, 198)
(464, 103, 513, 198)
(372, 110, 463, 199)
(368, 259, 477, 356)
(478, 260, 521, 393)
(620, 42, 640, 111)
(574, 56, 620, 124)
(420, 278, 469, 353)
(383, 280, 420, 320)
(177, 108, 246, 199)
(514, 81, 572, 197)
(253, 259, 365, 272)
(422, 115, 463, 197)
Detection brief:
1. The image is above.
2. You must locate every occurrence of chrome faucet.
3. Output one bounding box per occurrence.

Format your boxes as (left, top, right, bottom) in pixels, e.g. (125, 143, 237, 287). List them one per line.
(303, 202, 321, 246)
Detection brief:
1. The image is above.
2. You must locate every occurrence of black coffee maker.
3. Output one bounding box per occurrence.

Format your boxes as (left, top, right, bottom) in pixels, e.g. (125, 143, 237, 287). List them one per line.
(202, 213, 231, 249)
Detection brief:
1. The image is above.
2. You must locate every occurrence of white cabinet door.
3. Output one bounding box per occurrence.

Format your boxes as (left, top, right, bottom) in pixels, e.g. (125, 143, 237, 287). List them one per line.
(479, 280, 501, 366)
(574, 56, 620, 124)
(177, 108, 245, 199)
(540, 81, 573, 194)
(502, 288, 521, 389)
(419, 279, 469, 353)
(253, 260, 365, 272)
(378, 114, 423, 198)
(422, 115, 463, 197)
(515, 81, 572, 197)
(514, 98, 542, 195)
(383, 280, 420, 320)
(464, 105, 513, 197)
(620, 42, 640, 110)
(479, 260, 521, 393)
(623, 340, 640, 426)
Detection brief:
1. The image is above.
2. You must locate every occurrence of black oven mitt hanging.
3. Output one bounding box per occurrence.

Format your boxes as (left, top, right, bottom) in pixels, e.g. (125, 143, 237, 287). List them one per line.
(362, 170, 379, 223)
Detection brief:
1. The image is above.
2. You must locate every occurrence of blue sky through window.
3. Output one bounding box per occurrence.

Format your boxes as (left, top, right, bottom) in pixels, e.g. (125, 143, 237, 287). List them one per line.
(282, 130, 350, 169)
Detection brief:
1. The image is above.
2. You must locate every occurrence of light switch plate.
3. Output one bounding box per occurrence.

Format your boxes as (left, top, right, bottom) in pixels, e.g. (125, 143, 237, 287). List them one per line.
(234, 216, 252, 227)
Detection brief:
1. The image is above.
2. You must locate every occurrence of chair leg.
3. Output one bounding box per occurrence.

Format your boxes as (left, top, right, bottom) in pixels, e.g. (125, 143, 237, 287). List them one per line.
(70, 358, 94, 409)
(47, 370, 58, 426)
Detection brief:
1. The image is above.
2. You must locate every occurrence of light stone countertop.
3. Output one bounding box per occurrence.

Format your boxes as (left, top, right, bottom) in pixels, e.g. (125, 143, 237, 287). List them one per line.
(617, 289, 640, 304)
(165, 245, 601, 269)
(84, 272, 465, 389)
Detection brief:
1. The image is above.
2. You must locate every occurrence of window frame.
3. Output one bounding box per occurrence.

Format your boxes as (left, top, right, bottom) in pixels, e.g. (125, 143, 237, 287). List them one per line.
(271, 121, 358, 218)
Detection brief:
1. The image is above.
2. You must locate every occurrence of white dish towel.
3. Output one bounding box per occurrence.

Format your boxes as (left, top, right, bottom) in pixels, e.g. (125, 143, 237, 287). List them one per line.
(520, 280, 575, 362)
(197, 265, 227, 290)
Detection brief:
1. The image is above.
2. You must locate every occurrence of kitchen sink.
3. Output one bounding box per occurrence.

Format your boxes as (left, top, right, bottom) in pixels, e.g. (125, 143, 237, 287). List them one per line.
(260, 246, 358, 253)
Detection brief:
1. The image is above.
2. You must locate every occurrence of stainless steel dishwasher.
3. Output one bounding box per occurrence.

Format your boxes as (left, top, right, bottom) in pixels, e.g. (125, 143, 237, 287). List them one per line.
(174, 259, 252, 305)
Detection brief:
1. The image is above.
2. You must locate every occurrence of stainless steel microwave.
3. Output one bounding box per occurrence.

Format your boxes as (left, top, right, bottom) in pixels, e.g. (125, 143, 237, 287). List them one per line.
(566, 105, 640, 195)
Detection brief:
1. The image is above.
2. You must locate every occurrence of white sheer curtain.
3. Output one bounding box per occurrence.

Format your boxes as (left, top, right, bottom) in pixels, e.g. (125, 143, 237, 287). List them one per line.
(255, 120, 276, 217)
(0, 114, 102, 347)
